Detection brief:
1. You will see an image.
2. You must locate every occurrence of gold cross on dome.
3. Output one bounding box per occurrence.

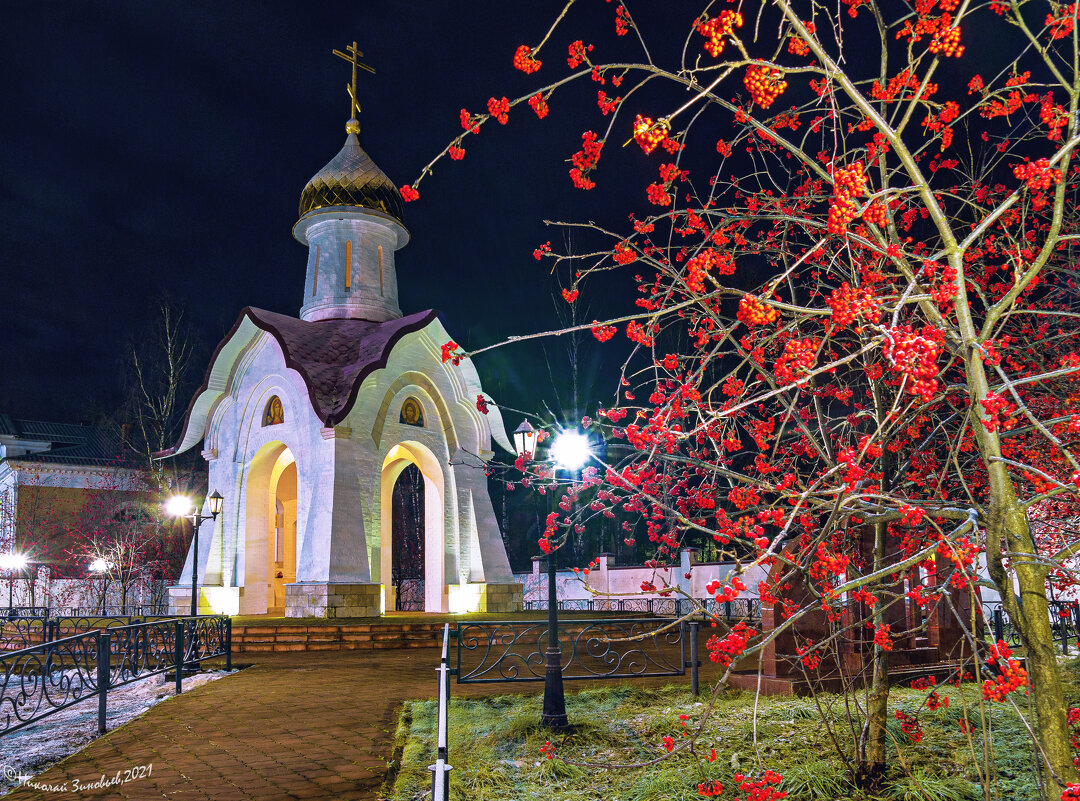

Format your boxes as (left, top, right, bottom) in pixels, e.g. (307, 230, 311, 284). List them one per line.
(332, 41, 375, 122)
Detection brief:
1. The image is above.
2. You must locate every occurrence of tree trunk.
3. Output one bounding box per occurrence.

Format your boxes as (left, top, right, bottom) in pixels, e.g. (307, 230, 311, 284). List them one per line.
(861, 520, 890, 791)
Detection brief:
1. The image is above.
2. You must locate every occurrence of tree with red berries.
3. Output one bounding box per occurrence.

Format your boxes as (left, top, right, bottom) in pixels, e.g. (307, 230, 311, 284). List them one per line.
(411, 1, 1080, 796)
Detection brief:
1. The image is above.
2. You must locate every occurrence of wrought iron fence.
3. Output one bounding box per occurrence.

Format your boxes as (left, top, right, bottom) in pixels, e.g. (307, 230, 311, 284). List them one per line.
(3, 607, 49, 620)
(454, 618, 699, 686)
(981, 599, 1080, 652)
(523, 597, 761, 622)
(50, 605, 171, 618)
(0, 614, 230, 737)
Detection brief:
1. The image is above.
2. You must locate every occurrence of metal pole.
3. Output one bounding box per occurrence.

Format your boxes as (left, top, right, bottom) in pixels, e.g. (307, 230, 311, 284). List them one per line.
(97, 631, 110, 735)
(993, 608, 1004, 643)
(190, 516, 199, 618)
(174, 620, 184, 695)
(689, 621, 700, 697)
(540, 550, 568, 729)
(225, 617, 232, 672)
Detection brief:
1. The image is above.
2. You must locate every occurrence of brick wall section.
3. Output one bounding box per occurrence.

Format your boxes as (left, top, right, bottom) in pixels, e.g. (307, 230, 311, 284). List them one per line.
(231, 623, 447, 652)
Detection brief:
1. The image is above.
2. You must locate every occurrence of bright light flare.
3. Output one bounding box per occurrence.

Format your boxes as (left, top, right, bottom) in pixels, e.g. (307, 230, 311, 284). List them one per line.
(0, 553, 27, 571)
(88, 557, 110, 573)
(165, 495, 193, 518)
(550, 431, 592, 471)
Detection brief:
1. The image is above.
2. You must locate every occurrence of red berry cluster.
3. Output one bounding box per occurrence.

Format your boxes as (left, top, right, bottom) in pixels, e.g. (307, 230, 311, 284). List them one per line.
(539, 740, 556, 760)
(732, 770, 786, 801)
(882, 325, 943, 402)
(705, 622, 756, 667)
(597, 90, 620, 115)
(1063, 784, 1080, 801)
(400, 184, 419, 203)
(633, 114, 669, 154)
(448, 145, 465, 160)
(647, 182, 672, 206)
(486, 96, 509, 125)
(591, 321, 617, 342)
(459, 108, 480, 133)
(983, 640, 1028, 702)
(696, 11, 743, 56)
(538, 511, 560, 554)
(512, 45, 542, 74)
(827, 282, 881, 330)
(533, 240, 552, 260)
(928, 20, 964, 57)
(895, 709, 923, 742)
(440, 341, 462, 365)
(613, 242, 637, 265)
(697, 780, 724, 797)
(570, 131, 603, 190)
(1014, 157, 1063, 191)
(744, 65, 788, 109)
(980, 391, 1017, 432)
(774, 338, 818, 384)
(528, 92, 549, 119)
(873, 624, 893, 651)
(561, 288, 579, 303)
(475, 394, 489, 414)
(738, 294, 779, 326)
(796, 640, 822, 670)
(862, 200, 888, 227)
(567, 40, 593, 68)
(615, 4, 631, 36)
(827, 161, 868, 234)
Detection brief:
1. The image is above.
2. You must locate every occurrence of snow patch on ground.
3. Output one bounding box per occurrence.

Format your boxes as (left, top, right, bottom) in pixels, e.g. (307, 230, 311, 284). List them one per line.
(0, 670, 229, 796)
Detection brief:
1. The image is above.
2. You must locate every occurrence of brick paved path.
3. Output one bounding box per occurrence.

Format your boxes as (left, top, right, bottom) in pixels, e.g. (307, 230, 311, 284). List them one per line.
(5, 645, 718, 800)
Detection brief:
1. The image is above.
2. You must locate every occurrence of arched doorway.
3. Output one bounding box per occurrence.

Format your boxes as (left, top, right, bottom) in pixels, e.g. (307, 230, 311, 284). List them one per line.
(242, 442, 298, 615)
(269, 454, 297, 614)
(380, 442, 446, 613)
(391, 464, 425, 611)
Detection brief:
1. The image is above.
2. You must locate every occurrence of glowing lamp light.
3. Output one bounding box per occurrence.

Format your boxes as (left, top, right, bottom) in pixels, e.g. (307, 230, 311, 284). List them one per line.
(165, 495, 193, 518)
(513, 419, 538, 462)
(88, 557, 110, 573)
(550, 431, 592, 471)
(0, 553, 27, 572)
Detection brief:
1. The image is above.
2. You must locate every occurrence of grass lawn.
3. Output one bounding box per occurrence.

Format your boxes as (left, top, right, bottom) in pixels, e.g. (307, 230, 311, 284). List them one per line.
(387, 677, 1057, 801)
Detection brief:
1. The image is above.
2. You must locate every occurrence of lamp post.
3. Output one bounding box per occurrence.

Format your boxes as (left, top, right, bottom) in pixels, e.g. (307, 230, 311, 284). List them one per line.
(88, 557, 110, 615)
(166, 491, 223, 617)
(0, 553, 27, 616)
(514, 421, 591, 730)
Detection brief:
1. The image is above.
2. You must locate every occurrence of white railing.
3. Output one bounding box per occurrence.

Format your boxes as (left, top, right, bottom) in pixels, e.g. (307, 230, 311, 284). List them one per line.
(429, 623, 452, 801)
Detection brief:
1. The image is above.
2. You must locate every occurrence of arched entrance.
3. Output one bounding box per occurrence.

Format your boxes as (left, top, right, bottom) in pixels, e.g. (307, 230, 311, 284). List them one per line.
(242, 442, 298, 615)
(380, 442, 446, 613)
(391, 464, 425, 610)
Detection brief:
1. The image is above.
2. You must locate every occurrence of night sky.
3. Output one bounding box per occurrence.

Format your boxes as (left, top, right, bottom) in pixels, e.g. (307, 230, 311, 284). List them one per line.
(0, 1, 690, 428)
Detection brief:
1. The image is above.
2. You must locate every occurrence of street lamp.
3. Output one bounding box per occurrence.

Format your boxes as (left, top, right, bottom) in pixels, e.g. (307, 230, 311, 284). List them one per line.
(88, 557, 111, 615)
(0, 553, 28, 615)
(166, 491, 223, 617)
(516, 423, 593, 730)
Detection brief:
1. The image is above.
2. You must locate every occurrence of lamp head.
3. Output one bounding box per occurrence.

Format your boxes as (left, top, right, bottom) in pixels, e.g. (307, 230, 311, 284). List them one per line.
(165, 495, 193, 518)
(0, 553, 27, 571)
(550, 431, 592, 471)
(512, 419, 538, 462)
(88, 557, 109, 573)
(208, 490, 224, 518)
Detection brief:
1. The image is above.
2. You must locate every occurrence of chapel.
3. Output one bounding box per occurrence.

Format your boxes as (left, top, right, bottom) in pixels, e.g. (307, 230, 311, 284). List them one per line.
(161, 58, 521, 617)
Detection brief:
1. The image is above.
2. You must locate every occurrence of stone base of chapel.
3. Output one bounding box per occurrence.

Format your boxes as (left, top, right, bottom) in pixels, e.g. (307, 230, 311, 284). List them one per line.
(285, 582, 382, 618)
(477, 582, 523, 613)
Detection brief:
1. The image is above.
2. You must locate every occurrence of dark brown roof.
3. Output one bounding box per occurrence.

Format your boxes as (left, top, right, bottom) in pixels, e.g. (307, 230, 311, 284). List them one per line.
(298, 132, 405, 222)
(160, 308, 439, 457)
(246, 307, 436, 425)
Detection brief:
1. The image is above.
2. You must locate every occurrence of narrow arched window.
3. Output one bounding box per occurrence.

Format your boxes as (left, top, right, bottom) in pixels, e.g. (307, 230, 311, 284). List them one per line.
(263, 396, 285, 426)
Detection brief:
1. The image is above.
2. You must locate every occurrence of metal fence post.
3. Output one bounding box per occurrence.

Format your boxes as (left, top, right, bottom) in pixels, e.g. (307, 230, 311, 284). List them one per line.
(174, 620, 184, 695)
(689, 621, 700, 697)
(993, 608, 1004, 642)
(97, 631, 110, 735)
(225, 617, 233, 671)
(428, 761, 452, 801)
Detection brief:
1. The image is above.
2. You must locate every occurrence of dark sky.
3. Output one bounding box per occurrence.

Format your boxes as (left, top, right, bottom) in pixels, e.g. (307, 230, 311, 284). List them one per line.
(1, 1, 660, 425)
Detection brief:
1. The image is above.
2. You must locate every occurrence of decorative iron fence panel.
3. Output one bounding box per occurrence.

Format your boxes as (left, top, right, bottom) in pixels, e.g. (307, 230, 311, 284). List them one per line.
(0, 615, 230, 737)
(454, 618, 688, 683)
(980, 600, 1080, 651)
(523, 597, 761, 622)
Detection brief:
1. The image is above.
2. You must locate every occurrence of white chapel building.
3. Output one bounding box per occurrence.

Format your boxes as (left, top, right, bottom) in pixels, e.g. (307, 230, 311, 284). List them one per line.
(163, 111, 522, 617)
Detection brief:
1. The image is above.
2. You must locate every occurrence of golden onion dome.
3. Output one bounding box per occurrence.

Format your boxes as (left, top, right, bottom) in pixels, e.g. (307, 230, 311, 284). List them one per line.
(298, 120, 405, 222)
